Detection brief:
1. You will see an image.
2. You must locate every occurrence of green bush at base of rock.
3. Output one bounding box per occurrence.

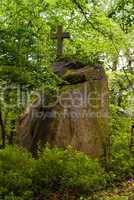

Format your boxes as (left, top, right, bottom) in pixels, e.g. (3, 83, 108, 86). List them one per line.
(0, 146, 107, 199)
(1, 146, 134, 200)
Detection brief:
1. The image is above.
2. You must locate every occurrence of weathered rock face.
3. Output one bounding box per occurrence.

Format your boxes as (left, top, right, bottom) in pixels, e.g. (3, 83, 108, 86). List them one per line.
(17, 61, 109, 158)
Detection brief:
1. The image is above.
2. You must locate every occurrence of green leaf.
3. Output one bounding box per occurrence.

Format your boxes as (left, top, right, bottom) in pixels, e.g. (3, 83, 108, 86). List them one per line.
(45, 0, 58, 5)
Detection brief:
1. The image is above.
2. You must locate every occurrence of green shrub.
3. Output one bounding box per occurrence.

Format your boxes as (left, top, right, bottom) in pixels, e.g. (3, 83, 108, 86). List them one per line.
(0, 146, 107, 199)
(32, 146, 107, 198)
(0, 146, 34, 200)
(109, 104, 134, 184)
(110, 151, 134, 182)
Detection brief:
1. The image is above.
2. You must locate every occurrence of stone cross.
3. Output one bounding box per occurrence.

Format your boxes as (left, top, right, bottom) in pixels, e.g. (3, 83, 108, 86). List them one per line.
(51, 25, 70, 58)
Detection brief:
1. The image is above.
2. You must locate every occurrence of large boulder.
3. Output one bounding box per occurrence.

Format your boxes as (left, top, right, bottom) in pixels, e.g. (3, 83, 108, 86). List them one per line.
(16, 61, 109, 158)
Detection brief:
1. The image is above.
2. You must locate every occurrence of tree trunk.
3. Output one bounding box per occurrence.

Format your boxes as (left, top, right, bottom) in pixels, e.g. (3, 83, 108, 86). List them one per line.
(112, 57, 118, 71)
(130, 125, 134, 153)
(0, 110, 6, 148)
(9, 131, 14, 145)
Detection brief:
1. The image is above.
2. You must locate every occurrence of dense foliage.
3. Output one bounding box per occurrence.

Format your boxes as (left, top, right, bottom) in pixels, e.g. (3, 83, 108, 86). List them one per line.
(0, 146, 107, 199)
(1, 146, 134, 199)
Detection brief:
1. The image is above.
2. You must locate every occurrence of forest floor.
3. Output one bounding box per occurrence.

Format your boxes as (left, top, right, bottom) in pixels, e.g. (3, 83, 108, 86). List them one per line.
(90, 180, 134, 200)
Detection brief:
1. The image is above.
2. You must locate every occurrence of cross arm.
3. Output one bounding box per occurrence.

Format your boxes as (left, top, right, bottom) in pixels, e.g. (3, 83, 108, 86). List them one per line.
(63, 32, 70, 39)
(51, 32, 70, 39)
